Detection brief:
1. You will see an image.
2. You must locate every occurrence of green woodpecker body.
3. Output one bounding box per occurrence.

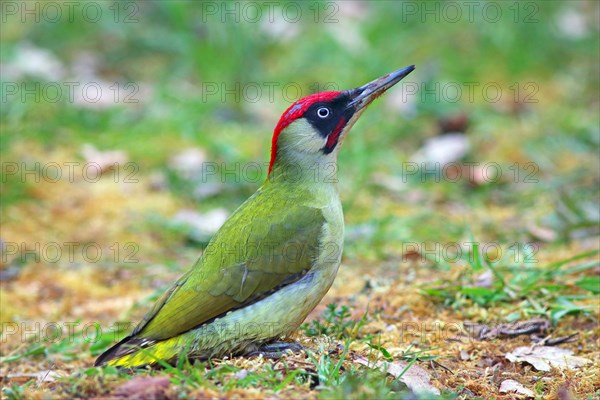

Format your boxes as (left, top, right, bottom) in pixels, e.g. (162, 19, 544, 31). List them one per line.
(96, 66, 415, 368)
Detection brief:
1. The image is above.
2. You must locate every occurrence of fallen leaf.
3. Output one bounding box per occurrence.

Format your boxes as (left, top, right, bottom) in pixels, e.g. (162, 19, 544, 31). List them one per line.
(371, 173, 408, 193)
(113, 376, 170, 399)
(172, 208, 229, 242)
(499, 379, 534, 397)
(148, 171, 169, 191)
(169, 148, 207, 179)
(234, 369, 249, 380)
(81, 144, 128, 173)
(353, 355, 440, 396)
(325, 3, 368, 53)
(474, 270, 494, 288)
(410, 133, 470, 166)
(527, 223, 558, 242)
(438, 113, 469, 133)
(459, 350, 470, 361)
(70, 53, 152, 108)
(193, 182, 226, 200)
(2, 42, 65, 81)
(505, 346, 591, 371)
(468, 164, 493, 186)
(557, 8, 589, 39)
(260, 13, 300, 42)
(7, 370, 63, 384)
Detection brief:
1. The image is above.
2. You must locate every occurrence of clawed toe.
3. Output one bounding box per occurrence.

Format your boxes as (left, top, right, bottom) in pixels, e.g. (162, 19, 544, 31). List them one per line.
(247, 341, 304, 359)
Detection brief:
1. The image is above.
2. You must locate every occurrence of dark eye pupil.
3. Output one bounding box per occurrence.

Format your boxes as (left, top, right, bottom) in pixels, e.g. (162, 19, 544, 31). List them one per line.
(318, 108, 330, 118)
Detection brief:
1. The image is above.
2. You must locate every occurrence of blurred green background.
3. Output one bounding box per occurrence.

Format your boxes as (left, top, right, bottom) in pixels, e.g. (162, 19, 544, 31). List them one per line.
(1, 1, 599, 397)
(2, 0, 598, 257)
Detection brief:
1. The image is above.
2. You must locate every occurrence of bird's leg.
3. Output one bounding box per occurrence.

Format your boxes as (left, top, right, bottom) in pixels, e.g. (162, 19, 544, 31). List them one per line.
(247, 341, 304, 359)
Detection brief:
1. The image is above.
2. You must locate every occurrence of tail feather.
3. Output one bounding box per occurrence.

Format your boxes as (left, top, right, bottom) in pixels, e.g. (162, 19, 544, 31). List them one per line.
(94, 336, 156, 367)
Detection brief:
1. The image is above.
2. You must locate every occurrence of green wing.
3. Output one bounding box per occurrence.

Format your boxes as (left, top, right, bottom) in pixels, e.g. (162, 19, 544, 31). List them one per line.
(130, 188, 326, 341)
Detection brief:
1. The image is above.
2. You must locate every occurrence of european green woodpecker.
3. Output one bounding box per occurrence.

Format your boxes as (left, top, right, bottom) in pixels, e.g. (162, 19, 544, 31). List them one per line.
(96, 65, 415, 368)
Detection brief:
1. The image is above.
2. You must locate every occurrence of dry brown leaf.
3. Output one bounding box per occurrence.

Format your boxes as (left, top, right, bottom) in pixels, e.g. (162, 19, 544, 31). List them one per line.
(353, 355, 440, 396)
(113, 376, 171, 399)
(505, 345, 591, 371)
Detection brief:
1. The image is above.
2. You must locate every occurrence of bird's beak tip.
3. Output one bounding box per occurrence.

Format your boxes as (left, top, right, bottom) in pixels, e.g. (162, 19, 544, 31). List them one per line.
(348, 65, 415, 110)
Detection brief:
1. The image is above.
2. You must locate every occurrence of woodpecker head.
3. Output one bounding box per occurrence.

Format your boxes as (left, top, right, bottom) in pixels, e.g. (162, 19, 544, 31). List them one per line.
(268, 65, 415, 175)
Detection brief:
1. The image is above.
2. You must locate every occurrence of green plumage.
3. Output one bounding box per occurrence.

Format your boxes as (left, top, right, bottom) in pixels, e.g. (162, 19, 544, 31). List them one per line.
(96, 176, 343, 367)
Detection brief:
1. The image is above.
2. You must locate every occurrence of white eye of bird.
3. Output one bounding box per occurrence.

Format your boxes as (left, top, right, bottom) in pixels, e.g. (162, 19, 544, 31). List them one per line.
(317, 107, 331, 118)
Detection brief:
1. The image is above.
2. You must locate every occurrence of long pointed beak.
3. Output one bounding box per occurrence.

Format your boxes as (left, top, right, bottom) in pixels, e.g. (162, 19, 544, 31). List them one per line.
(347, 65, 415, 111)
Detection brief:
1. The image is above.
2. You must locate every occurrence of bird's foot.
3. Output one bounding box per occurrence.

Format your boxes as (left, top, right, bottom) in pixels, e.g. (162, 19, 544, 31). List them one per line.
(247, 341, 304, 359)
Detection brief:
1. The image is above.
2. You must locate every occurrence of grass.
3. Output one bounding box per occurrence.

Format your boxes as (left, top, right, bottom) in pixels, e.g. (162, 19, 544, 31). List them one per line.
(1, 1, 599, 398)
(421, 247, 599, 323)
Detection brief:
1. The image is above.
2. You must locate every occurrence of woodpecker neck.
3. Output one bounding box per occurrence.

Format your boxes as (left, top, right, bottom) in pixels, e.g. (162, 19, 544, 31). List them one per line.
(268, 116, 342, 186)
(268, 148, 338, 186)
